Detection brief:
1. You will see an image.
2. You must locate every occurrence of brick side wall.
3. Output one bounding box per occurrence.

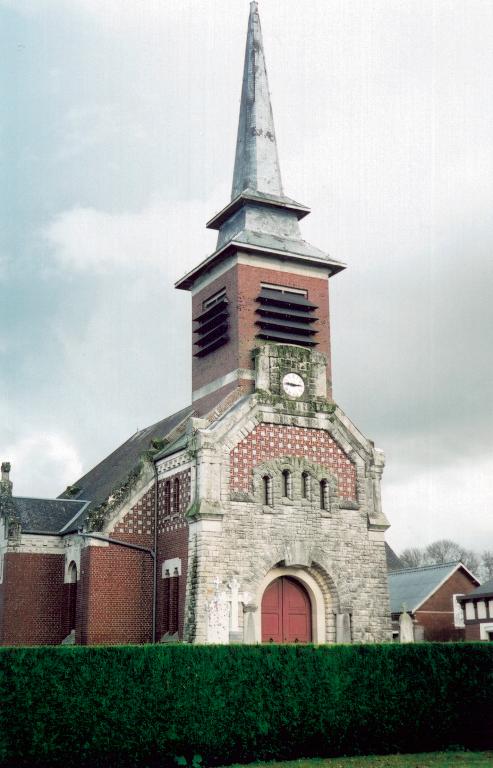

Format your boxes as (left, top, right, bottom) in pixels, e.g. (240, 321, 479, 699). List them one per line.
(465, 623, 482, 640)
(230, 424, 356, 500)
(0, 552, 65, 645)
(78, 544, 153, 645)
(78, 486, 155, 645)
(77, 470, 192, 644)
(156, 469, 191, 639)
(192, 266, 239, 394)
(414, 569, 477, 642)
(192, 261, 331, 410)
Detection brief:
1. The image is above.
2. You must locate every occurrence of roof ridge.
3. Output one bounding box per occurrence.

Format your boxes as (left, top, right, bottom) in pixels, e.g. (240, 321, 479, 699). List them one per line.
(14, 496, 89, 504)
(390, 560, 461, 575)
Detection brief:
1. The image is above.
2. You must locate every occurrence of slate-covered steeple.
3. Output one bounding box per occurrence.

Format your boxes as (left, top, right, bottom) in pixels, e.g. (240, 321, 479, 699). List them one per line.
(177, 2, 345, 414)
(176, 3, 345, 291)
(231, 1, 283, 199)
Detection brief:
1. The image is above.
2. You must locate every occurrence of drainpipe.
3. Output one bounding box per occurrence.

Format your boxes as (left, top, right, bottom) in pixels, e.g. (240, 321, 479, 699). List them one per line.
(78, 531, 157, 642)
(152, 461, 159, 644)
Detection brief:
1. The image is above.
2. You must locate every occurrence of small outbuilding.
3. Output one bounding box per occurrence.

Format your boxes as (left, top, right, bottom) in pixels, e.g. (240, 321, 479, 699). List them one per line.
(388, 561, 479, 641)
(458, 579, 493, 640)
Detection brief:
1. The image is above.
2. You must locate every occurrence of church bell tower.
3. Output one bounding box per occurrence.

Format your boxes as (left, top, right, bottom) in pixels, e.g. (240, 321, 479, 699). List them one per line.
(176, 1, 346, 416)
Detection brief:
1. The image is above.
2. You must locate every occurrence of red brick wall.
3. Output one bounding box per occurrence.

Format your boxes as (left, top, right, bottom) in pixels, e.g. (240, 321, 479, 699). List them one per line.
(415, 569, 478, 642)
(156, 469, 191, 639)
(77, 470, 192, 645)
(77, 486, 155, 645)
(78, 544, 153, 645)
(465, 623, 481, 641)
(0, 552, 65, 645)
(230, 424, 356, 500)
(192, 261, 332, 412)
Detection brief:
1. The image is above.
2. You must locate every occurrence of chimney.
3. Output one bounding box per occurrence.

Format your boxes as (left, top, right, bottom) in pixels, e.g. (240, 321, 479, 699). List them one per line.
(1, 462, 12, 496)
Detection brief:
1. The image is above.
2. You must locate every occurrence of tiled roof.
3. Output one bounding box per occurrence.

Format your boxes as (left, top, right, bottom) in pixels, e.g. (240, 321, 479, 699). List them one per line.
(13, 497, 89, 534)
(385, 543, 403, 572)
(57, 406, 193, 528)
(461, 577, 493, 600)
(388, 561, 475, 614)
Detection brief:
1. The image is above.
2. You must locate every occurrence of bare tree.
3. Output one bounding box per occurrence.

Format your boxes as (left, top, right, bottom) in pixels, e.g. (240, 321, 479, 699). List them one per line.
(480, 551, 493, 581)
(399, 539, 484, 575)
(399, 547, 425, 568)
(424, 539, 462, 564)
(458, 548, 480, 574)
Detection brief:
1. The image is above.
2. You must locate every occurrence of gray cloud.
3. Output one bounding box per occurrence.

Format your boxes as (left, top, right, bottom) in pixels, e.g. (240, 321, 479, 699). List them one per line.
(1, 0, 492, 553)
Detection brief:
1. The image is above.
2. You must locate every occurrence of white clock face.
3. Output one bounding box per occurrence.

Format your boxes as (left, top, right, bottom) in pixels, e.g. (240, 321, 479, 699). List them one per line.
(282, 372, 305, 398)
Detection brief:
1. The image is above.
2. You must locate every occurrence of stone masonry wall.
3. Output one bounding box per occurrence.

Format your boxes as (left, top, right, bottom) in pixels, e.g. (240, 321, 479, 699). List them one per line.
(187, 402, 391, 645)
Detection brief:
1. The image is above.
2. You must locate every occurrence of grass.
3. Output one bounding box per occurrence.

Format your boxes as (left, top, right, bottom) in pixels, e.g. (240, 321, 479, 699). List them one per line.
(221, 753, 493, 768)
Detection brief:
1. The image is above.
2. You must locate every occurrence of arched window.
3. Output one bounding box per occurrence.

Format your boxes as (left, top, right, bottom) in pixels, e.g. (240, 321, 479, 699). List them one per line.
(164, 481, 171, 516)
(172, 478, 180, 515)
(263, 475, 273, 507)
(320, 479, 330, 511)
(67, 561, 77, 633)
(282, 469, 292, 499)
(302, 471, 311, 501)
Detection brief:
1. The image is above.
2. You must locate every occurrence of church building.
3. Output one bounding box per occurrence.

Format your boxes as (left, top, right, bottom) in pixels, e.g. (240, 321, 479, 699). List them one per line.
(0, 3, 392, 645)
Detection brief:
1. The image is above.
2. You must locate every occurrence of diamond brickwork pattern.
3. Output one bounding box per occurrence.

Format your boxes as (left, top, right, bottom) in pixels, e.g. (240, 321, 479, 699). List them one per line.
(230, 424, 356, 501)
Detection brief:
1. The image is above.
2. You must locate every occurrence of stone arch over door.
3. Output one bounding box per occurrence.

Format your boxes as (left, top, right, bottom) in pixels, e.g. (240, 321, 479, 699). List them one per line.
(253, 567, 327, 643)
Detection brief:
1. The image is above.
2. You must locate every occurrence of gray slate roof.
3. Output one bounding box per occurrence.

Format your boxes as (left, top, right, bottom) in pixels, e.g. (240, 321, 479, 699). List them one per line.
(12, 497, 89, 534)
(388, 561, 475, 614)
(385, 543, 403, 572)
(460, 577, 493, 600)
(57, 406, 193, 527)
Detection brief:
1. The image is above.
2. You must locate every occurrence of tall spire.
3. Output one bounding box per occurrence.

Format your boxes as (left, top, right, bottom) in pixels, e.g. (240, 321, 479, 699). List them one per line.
(231, 1, 283, 199)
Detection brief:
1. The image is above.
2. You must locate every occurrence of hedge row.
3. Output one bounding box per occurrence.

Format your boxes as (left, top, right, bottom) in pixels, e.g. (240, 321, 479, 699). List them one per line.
(0, 643, 492, 768)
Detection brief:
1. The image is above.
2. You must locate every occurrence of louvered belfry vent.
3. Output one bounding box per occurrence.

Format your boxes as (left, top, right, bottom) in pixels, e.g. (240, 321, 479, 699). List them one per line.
(194, 290, 229, 357)
(255, 286, 318, 347)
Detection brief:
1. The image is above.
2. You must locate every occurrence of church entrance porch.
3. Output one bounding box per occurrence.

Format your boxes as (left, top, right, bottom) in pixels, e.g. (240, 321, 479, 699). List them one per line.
(261, 576, 312, 643)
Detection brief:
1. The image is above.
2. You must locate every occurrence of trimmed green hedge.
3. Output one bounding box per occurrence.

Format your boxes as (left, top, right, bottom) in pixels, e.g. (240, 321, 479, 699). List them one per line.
(0, 644, 491, 768)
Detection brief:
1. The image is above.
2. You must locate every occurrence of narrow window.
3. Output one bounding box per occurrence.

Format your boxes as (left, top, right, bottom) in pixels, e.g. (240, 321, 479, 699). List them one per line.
(302, 471, 311, 500)
(67, 562, 77, 633)
(282, 469, 292, 499)
(263, 475, 273, 507)
(320, 479, 330, 511)
(164, 481, 171, 516)
(172, 478, 180, 515)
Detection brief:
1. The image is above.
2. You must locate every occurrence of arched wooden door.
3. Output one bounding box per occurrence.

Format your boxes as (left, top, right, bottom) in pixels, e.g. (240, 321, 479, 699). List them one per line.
(261, 576, 312, 643)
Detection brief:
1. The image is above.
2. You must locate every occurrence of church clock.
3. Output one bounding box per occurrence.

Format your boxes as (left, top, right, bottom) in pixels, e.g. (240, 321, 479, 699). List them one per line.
(282, 372, 305, 398)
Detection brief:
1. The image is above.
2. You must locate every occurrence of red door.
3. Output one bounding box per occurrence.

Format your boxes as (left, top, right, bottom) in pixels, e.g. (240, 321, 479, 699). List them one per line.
(261, 576, 312, 643)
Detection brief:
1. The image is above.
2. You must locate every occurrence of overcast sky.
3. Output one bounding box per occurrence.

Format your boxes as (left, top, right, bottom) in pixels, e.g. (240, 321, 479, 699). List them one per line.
(1, 0, 492, 554)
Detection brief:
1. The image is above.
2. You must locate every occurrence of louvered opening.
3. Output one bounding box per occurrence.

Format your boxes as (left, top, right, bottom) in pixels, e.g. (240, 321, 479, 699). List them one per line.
(256, 286, 318, 348)
(194, 290, 229, 357)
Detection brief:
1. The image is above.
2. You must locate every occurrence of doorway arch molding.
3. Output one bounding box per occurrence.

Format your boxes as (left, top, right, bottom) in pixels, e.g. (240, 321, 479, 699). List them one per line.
(254, 567, 326, 644)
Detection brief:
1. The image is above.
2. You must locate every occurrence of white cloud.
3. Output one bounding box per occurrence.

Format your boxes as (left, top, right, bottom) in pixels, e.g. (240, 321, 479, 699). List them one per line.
(44, 198, 216, 276)
(385, 454, 493, 555)
(3, 433, 83, 499)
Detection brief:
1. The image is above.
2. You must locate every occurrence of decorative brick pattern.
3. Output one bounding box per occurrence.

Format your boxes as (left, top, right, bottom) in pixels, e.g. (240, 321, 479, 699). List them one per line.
(157, 469, 191, 532)
(113, 486, 154, 538)
(230, 424, 357, 500)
